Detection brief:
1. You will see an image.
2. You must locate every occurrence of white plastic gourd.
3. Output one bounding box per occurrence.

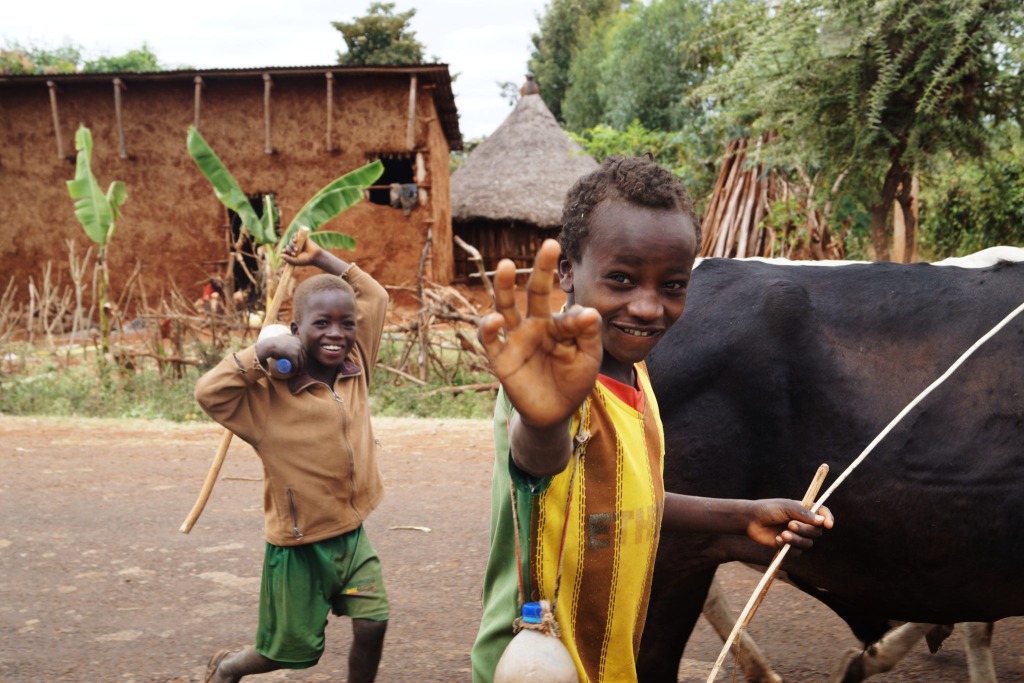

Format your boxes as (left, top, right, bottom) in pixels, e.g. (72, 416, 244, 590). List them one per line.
(494, 601, 578, 683)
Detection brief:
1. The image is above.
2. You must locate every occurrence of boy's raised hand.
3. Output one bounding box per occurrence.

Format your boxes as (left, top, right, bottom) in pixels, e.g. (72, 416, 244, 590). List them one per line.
(478, 239, 602, 428)
(281, 233, 320, 266)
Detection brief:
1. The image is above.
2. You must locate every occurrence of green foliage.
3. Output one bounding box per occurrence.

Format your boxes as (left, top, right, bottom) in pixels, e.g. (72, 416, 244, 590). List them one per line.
(570, 120, 718, 203)
(527, 0, 621, 122)
(186, 127, 270, 243)
(919, 132, 1024, 258)
(0, 347, 494, 422)
(369, 372, 496, 420)
(696, 0, 1024, 256)
(0, 359, 207, 422)
(0, 39, 81, 74)
(67, 126, 127, 247)
(82, 42, 162, 72)
(1, 39, 166, 74)
(333, 2, 426, 65)
(186, 126, 383, 266)
(66, 125, 127, 357)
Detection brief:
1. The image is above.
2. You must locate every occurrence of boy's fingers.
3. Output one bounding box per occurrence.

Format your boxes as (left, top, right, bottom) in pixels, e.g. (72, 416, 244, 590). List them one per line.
(551, 306, 602, 342)
(526, 239, 561, 319)
(478, 313, 506, 358)
(492, 259, 522, 330)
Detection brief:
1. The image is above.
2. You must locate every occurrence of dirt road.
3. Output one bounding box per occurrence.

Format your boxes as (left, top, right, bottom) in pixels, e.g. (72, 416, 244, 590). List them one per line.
(1, 416, 1021, 682)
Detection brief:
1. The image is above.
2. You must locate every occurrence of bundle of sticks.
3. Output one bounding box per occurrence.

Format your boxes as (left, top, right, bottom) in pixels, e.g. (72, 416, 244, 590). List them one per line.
(700, 134, 845, 261)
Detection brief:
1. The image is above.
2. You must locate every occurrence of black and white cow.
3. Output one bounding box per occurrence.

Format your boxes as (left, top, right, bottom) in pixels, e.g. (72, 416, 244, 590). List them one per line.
(640, 249, 1024, 681)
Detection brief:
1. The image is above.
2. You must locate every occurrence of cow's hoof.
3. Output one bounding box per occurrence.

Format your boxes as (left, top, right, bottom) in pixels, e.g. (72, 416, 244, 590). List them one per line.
(830, 648, 867, 683)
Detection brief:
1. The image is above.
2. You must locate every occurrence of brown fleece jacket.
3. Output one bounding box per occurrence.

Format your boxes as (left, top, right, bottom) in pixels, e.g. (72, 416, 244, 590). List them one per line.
(194, 264, 388, 546)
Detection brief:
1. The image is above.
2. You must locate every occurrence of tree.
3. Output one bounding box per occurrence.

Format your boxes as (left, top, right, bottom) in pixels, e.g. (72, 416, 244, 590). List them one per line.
(186, 127, 383, 311)
(83, 42, 162, 72)
(1, 39, 167, 74)
(699, 0, 1024, 261)
(1, 40, 80, 74)
(66, 125, 128, 358)
(527, 0, 620, 122)
(333, 2, 426, 65)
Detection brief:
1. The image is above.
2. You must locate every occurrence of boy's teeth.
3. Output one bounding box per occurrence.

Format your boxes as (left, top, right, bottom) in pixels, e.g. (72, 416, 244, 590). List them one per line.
(623, 329, 653, 337)
(323, 344, 342, 350)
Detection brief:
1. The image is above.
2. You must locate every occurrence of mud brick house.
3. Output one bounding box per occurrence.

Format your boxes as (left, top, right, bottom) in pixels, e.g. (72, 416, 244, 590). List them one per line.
(0, 64, 462, 308)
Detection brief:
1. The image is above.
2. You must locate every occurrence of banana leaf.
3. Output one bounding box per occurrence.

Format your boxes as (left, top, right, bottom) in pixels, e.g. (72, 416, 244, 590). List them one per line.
(67, 125, 119, 246)
(186, 126, 273, 244)
(309, 230, 357, 251)
(279, 160, 383, 249)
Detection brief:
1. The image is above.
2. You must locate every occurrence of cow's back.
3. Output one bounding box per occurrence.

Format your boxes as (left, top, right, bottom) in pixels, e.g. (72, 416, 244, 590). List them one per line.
(647, 257, 1024, 628)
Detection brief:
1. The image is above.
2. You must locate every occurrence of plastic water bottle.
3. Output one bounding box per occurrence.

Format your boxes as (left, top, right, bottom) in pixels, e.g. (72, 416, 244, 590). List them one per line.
(258, 324, 296, 379)
(494, 601, 578, 683)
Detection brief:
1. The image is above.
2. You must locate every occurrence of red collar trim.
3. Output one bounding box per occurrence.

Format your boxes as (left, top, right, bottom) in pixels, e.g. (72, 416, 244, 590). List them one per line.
(597, 373, 646, 412)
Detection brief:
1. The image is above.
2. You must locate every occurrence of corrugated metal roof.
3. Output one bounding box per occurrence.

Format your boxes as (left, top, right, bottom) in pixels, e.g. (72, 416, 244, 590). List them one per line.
(0, 63, 463, 150)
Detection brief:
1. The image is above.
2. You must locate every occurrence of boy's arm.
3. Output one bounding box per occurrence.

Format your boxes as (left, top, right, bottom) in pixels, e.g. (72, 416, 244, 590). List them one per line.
(478, 239, 603, 477)
(662, 493, 834, 551)
(194, 345, 271, 445)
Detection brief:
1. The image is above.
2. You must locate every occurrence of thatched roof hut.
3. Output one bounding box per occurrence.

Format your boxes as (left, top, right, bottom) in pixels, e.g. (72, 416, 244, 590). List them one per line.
(450, 93, 597, 278)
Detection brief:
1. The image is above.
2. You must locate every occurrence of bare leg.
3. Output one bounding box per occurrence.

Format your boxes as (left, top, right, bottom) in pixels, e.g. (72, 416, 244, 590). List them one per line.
(208, 646, 280, 683)
(348, 619, 388, 683)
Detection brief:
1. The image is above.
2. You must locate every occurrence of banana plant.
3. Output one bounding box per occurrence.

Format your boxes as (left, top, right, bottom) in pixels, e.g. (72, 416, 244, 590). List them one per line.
(186, 126, 383, 309)
(67, 124, 128, 358)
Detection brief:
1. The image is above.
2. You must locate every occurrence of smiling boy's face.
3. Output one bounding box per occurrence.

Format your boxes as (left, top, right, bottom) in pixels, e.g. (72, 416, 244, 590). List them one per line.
(290, 289, 357, 372)
(558, 198, 697, 384)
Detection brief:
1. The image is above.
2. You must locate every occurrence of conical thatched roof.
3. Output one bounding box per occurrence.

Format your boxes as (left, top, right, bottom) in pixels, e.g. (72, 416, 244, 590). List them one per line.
(451, 94, 598, 228)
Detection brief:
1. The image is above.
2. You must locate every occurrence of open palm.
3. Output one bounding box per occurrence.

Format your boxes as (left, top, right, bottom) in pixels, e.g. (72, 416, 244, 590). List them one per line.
(478, 240, 602, 428)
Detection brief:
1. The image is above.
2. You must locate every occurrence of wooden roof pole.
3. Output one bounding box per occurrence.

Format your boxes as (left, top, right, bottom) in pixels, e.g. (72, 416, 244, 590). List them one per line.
(193, 76, 204, 130)
(113, 78, 128, 159)
(263, 73, 273, 154)
(325, 71, 335, 152)
(46, 80, 65, 160)
(406, 74, 417, 150)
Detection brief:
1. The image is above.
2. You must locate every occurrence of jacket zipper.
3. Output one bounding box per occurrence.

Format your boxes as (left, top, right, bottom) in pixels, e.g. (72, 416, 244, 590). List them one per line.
(286, 489, 303, 540)
(329, 387, 363, 522)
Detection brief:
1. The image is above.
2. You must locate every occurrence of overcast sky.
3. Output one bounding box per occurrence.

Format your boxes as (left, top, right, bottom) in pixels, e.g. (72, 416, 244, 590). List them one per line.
(3, 0, 550, 140)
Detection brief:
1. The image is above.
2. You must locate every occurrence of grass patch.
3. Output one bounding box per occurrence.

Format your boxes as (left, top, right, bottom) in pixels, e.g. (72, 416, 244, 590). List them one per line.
(0, 342, 496, 422)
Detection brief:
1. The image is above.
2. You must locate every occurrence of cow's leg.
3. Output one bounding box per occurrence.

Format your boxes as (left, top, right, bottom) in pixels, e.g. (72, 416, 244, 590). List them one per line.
(962, 622, 996, 683)
(638, 566, 716, 683)
(830, 622, 934, 683)
(701, 577, 783, 683)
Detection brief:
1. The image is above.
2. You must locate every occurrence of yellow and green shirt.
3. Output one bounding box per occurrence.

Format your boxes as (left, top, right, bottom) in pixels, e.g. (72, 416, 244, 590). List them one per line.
(471, 363, 666, 683)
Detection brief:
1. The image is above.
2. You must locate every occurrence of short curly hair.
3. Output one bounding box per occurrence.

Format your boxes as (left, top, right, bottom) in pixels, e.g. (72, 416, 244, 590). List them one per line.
(292, 273, 355, 323)
(559, 155, 701, 262)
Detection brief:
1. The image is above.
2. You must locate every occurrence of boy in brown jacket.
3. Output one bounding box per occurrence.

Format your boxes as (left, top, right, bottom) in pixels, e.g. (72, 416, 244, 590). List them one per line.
(195, 238, 389, 683)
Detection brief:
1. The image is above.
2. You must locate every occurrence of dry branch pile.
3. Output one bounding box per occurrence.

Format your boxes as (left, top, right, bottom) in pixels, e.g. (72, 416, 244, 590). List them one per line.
(701, 135, 845, 261)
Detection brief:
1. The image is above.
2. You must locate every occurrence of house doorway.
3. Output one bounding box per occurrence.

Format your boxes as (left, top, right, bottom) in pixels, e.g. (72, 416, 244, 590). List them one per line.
(227, 192, 278, 313)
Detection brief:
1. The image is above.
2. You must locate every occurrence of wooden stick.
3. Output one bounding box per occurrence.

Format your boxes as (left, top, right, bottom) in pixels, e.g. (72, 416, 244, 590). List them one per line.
(705, 463, 829, 682)
(180, 227, 309, 533)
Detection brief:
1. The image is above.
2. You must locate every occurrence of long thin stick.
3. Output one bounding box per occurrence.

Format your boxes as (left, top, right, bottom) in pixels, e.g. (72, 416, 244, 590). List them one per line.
(706, 296, 1024, 681)
(180, 227, 309, 533)
(706, 464, 828, 682)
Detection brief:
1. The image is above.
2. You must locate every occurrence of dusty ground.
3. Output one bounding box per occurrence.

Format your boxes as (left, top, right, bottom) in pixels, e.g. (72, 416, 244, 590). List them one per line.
(1, 415, 1021, 682)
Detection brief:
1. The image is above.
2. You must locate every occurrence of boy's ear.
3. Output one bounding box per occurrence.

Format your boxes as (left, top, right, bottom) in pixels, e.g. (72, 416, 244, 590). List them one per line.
(290, 320, 299, 335)
(557, 257, 574, 293)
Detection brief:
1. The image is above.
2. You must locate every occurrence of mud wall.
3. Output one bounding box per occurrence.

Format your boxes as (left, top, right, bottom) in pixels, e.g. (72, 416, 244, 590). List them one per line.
(0, 69, 454, 310)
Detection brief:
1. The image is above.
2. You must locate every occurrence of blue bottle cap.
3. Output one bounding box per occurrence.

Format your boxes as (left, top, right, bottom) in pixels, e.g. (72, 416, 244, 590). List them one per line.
(275, 358, 293, 373)
(521, 602, 543, 624)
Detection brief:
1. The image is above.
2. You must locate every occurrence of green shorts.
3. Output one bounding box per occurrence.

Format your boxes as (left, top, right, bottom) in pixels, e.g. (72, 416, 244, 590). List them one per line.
(255, 526, 390, 668)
